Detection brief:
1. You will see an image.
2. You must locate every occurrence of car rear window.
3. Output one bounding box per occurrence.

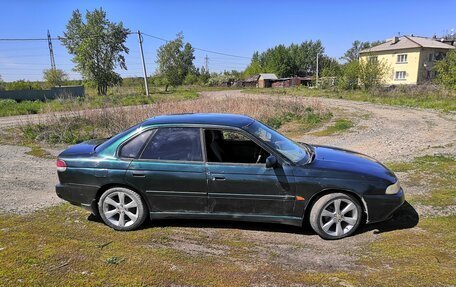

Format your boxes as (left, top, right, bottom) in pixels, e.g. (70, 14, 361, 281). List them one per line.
(119, 130, 154, 158)
(95, 124, 141, 153)
(140, 127, 203, 161)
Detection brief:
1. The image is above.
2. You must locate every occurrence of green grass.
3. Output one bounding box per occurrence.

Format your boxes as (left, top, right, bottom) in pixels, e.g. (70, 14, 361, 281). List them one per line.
(24, 145, 54, 159)
(388, 155, 456, 207)
(311, 118, 354, 136)
(265, 108, 330, 130)
(358, 215, 456, 286)
(243, 86, 456, 111)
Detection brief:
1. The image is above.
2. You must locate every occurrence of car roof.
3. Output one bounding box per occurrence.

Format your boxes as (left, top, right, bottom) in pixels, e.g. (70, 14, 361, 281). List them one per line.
(141, 113, 255, 128)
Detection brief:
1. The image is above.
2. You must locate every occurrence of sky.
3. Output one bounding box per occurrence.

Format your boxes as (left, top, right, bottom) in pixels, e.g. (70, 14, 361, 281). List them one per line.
(0, 0, 455, 82)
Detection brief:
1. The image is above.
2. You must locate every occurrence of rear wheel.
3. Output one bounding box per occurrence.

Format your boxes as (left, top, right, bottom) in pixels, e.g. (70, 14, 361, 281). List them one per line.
(309, 193, 362, 240)
(98, 187, 147, 231)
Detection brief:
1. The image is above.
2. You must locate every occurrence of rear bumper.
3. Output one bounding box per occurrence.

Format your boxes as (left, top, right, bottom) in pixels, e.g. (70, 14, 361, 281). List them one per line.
(56, 183, 99, 213)
(363, 188, 405, 223)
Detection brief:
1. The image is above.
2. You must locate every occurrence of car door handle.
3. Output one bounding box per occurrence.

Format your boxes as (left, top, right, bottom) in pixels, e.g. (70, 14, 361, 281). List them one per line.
(132, 173, 146, 177)
(212, 176, 226, 181)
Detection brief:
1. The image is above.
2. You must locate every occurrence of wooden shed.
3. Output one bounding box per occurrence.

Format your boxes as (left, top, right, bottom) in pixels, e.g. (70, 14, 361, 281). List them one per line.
(258, 73, 278, 88)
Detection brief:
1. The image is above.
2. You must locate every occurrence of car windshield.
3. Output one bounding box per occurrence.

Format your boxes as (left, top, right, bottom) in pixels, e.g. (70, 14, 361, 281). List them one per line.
(95, 123, 141, 152)
(245, 121, 309, 164)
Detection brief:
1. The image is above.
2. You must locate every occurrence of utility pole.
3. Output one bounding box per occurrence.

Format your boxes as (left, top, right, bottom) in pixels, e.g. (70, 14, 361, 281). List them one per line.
(316, 52, 319, 88)
(137, 30, 149, 96)
(204, 54, 209, 72)
(47, 29, 56, 70)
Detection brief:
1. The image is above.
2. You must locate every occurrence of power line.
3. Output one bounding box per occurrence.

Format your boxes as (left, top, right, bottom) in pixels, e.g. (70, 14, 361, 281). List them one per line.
(141, 32, 250, 59)
(0, 38, 54, 41)
(140, 33, 169, 42)
(0, 34, 252, 60)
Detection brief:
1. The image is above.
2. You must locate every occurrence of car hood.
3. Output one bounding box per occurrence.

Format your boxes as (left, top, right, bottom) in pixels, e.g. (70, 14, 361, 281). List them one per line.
(306, 145, 396, 182)
(58, 139, 105, 157)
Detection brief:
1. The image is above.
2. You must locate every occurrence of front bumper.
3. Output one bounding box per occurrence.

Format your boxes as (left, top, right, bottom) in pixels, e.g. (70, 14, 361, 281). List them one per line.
(56, 183, 99, 213)
(363, 188, 405, 223)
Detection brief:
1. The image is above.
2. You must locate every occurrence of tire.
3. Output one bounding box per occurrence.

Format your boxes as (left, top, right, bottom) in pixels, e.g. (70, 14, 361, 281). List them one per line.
(309, 193, 362, 240)
(98, 187, 147, 231)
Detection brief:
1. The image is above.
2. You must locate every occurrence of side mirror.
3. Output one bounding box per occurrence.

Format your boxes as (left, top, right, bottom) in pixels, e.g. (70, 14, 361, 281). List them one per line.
(265, 155, 278, 168)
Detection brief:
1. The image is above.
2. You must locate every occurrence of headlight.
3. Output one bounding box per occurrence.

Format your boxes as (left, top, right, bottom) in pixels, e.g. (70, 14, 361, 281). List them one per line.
(386, 180, 401, 194)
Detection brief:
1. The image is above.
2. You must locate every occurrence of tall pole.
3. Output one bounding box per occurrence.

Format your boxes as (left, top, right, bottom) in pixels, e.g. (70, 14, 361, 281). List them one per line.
(205, 54, 209, 72)
(137, 30, 149, 96)
(316, 52, 319, 88)
(47, 29, 56, 70)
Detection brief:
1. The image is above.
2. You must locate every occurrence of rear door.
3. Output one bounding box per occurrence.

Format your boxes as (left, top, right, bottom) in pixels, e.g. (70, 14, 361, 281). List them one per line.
(125, 127, 208, 213)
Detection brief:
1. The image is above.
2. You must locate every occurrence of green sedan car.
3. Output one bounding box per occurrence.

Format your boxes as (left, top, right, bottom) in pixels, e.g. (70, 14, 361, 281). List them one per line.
(56, 113, 404, 240)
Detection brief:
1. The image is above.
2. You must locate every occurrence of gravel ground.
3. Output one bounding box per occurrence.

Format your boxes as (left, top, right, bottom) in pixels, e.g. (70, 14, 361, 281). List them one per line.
(0, 91, 454, 271)
(0, 144, 62, 214)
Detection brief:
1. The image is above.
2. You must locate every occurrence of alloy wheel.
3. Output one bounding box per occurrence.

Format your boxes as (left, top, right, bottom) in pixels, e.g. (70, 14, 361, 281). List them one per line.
(319, 198, 359, 237)
(102, 191, 140, 228)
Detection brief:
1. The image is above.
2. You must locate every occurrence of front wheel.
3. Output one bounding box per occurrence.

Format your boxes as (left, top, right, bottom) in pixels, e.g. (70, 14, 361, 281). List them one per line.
(309, 193, 362, 240)
(98, 187, 147, 231)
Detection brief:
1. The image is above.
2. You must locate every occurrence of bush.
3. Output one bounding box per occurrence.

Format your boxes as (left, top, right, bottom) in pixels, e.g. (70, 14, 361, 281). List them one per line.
(358, 58, 390, 90)
(435, 50, 456, 90)
(338, 61, 359, 90)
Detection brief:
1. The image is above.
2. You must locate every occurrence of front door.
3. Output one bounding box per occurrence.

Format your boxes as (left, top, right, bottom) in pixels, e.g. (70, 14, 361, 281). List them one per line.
(204, 129, 296, 217)
(126, 127, 207, 213)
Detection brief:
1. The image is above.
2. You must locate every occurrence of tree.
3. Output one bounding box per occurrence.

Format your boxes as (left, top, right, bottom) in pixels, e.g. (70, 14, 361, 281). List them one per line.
(156, 33, 195, 91)
(244, 52, 263, 77)
(61, 8, 130, 95)
(0, 75, 4, 91)
(338, 61, 360, 90)
(43, 69, 69, 87)
(341, 41, 370, 63)
(244, 41, 325, 78)
(321, 57, 342, 77)
(358, 57, 389, 90)
(435, 50, 456, 90)
(341, 40, 385, 63)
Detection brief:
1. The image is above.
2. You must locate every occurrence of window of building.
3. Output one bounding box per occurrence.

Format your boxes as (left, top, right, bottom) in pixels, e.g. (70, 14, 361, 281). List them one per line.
(397, 54, 407, 63)
(368, 56, 378, 63)
(140, 127, 203, 161)
(395, 71, 406, 80)
(428, 53, 433, 62)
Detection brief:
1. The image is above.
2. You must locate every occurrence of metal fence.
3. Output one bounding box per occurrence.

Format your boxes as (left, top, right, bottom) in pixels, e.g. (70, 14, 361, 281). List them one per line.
(0, 86, 84, 101)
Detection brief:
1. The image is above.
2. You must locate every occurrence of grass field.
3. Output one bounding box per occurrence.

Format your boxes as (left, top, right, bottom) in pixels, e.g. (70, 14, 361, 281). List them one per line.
(0, 86, 201, 117)
(0, 155, 454, 286)
(311, 118, 354, 136)
(8, 96, 331, 146)
(243, 85, 456, 112)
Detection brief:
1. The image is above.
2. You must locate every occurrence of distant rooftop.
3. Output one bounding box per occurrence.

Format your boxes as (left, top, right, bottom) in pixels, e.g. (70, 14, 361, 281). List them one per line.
(360, 35, 455, 53)
(259, 73, 278, 80)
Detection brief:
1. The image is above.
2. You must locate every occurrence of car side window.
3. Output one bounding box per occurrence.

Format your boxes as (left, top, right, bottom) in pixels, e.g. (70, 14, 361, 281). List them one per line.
(140, 127, 203, 161)
(119, 130, 154, 158)
(204, 129, 270, 164)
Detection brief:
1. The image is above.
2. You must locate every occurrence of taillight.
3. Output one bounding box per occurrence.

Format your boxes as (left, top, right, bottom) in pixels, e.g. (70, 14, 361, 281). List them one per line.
(57, 159, 67, 172)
